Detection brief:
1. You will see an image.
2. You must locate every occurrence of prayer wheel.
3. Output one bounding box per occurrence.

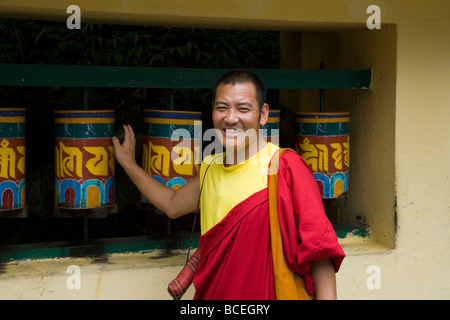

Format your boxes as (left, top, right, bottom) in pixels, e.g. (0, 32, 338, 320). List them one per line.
(262, 109, 280, 146)
(141, 110, 201, 204)
(0, 108, 26, 211)
(54, 110, 116, 210)
(295, 112, 349, 198)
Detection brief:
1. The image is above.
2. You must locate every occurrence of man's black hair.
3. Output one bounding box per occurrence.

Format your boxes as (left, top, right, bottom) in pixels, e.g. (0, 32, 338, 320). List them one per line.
(212, 70, 267, 110)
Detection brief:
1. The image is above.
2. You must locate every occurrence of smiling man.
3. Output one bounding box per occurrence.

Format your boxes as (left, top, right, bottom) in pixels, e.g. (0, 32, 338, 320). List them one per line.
(112, 70, 345, 300)
(198, 71, 277, 233)
(211, 71, 269, 165)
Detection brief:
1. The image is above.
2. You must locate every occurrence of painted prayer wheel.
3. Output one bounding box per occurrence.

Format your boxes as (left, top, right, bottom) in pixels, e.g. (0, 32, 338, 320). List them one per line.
(0, 108, 26, 211)
(141, 110, 201, 203)
(54, 110, 116, 210)
(295, 112, 350, 199)
(262, 109, 280, 146)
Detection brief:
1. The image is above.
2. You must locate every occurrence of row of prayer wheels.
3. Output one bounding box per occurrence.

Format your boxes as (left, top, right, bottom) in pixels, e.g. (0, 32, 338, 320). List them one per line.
(0, 108, 349, 216)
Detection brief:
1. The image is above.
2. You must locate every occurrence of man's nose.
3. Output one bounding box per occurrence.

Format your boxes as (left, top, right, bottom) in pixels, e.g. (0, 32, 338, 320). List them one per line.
(225, 108, 239, 125)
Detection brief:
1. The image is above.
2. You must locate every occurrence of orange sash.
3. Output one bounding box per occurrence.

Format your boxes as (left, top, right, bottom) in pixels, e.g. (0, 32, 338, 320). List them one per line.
(268, 149, 314, 300)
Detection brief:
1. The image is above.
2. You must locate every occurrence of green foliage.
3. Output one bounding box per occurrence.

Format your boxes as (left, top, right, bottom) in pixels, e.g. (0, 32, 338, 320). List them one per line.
(0, 19, 279, 68)
(0, 18, 280, 125)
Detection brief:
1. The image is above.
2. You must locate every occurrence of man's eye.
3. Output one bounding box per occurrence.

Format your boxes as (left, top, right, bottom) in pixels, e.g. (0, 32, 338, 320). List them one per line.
(216, 104, 228, 110)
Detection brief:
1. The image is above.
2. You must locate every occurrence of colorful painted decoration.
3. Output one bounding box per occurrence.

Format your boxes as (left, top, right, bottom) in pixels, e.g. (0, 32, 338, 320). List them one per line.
(141, 110, 201, 203)
(0, 108, 26, 210)
(295, 112, 350, 198)
(54, 110, 115, 209)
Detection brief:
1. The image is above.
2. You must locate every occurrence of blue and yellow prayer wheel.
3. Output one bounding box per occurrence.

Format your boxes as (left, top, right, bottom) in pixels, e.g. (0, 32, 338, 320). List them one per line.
(262, 109, 280, 146)
(54, 110, 115, 209)
(295, 112, 350, 198)
(141, 110, 201, 203)
(0, 108, 26, 211)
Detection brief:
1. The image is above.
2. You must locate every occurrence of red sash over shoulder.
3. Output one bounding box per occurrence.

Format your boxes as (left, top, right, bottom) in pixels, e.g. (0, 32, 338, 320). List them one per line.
(192, 150, 345, 300)
(193, 188, 275, 300)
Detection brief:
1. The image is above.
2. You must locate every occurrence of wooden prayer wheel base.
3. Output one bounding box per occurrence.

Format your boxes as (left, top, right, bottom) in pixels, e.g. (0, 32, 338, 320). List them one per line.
(322, 192, 349, 207)
(137, 201, 164, 214)
(54, 204, 117, 218)
(0, 207, 28, 218)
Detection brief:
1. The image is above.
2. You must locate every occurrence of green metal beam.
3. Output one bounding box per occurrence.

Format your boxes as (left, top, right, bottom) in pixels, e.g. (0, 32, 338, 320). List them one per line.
(0, 63, 371, 89)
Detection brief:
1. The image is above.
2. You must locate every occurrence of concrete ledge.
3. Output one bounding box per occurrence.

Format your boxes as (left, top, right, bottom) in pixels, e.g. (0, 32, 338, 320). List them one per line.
(0, 226, 378, 300)
(0, 235, 394, 300)
(0, 250, 196, 300)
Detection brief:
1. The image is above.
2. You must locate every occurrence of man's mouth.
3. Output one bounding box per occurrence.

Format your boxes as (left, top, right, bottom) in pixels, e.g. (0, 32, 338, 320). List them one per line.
(223, 128, 243, 134)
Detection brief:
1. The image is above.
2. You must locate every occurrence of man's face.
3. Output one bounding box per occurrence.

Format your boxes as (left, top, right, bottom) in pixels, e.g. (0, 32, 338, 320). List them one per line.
(212, 82, 269, 153)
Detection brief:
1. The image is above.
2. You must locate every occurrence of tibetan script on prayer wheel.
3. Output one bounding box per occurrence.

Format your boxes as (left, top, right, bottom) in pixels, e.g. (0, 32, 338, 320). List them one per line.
(141, 110, 201, 204)
(54, 110, 115, 209)
(295, 112, 350, 199)
(0, 108, 26, 211)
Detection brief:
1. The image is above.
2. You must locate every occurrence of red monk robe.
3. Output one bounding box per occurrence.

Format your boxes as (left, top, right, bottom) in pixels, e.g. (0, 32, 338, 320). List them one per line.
(192, 150, 345, 300)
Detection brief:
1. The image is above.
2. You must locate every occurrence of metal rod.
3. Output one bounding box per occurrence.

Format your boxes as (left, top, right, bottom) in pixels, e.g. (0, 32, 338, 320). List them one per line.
(84, 217, 89, 244)
(83, 88, 88, 110)
(320, 61, 325, 112)
(169, 92, 174, 110)
(166, 92, 175, 235)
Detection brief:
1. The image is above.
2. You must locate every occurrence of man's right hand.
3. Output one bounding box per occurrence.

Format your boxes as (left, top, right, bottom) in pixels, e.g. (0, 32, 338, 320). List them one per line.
(112, 124, 138, 171)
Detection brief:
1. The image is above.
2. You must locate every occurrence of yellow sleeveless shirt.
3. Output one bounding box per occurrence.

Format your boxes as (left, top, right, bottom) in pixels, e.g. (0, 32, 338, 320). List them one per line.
(199, 142, 279, 234)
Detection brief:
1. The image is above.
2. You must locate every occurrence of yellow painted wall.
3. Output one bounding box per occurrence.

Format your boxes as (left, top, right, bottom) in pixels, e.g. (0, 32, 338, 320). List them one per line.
(0, 0, 449, 299)
(338, 25, 397, 248)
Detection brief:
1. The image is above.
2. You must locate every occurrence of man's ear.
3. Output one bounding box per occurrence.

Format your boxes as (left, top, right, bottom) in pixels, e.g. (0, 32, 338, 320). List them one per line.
(259, 103, 270, 126)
